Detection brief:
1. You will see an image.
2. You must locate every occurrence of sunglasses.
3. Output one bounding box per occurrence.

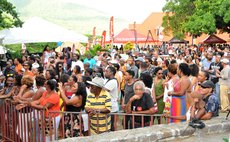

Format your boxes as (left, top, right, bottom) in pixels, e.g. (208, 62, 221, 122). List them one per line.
(6, 74, 14, 77)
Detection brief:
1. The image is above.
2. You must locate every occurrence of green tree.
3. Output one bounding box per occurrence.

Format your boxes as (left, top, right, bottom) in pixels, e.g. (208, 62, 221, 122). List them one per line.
(0, 0, 23, 30)
(162, 0, 230, 39)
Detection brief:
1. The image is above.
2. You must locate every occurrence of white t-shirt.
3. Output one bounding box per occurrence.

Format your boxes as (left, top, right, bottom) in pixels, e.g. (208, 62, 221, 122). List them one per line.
(104, 79, 119, 112)
(71, 60, 84, 71)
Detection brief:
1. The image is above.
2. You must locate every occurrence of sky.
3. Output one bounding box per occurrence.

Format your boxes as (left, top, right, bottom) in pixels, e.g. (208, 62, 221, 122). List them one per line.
(62, 0, 167, 22)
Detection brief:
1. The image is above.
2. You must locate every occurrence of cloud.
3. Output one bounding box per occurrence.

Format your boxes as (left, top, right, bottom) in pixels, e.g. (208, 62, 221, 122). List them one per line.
(61, 0, 166, 22)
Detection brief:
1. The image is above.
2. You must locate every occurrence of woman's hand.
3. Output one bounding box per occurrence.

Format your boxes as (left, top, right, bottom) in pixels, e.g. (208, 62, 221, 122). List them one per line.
(29, 101, 37, 107)
(132, 111, 137, 114)
(21, 84, 28, 90)
(58, 82, 65, 92)
(168, 91, 173, 96)
(13, 96, 20, 102)
(15, 104, 27, 110)
(163, 113, 170, 118)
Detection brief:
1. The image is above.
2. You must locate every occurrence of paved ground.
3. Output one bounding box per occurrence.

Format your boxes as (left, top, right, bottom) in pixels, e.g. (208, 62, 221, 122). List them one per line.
(167, 132, 230, 142)
(166, 112, 230, 142)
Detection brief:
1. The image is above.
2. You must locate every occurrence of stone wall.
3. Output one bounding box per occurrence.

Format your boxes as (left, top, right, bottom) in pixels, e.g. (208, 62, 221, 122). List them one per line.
(59, 116, 230, 142)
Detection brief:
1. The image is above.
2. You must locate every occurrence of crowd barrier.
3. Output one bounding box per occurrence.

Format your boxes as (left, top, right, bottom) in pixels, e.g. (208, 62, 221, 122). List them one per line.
(0, 100, 167, 142)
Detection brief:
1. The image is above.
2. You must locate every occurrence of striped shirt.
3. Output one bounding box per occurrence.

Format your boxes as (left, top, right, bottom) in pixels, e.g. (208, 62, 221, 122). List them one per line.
(85, 90, 112, 134)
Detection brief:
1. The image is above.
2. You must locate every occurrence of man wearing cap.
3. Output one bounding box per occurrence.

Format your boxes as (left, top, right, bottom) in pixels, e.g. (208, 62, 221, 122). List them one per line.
(194, 80, 219, 120)
(85, 77, 112, 134)
(216, 58, 230, 112)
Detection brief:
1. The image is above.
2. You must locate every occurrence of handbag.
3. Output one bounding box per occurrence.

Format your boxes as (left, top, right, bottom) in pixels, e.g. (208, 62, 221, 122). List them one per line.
(163, 97, 171, 114)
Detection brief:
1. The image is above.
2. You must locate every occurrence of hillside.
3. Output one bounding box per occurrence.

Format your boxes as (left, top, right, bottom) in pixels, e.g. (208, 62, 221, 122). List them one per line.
(8, 0, 128, 35)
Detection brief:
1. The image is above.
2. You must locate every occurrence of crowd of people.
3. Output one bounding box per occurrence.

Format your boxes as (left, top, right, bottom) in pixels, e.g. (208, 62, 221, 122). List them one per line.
(0, 44, 229, 139)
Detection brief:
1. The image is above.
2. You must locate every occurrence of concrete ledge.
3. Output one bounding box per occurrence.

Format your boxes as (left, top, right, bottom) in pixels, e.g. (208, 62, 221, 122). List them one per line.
(59, 116, 230, 142)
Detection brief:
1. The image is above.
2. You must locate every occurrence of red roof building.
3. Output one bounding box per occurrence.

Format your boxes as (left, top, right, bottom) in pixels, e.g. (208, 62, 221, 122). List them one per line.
(128, 12, 230, 44)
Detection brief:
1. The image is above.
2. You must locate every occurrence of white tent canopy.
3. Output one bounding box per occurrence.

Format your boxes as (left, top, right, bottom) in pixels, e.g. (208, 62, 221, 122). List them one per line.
(0, 17, 88, 44)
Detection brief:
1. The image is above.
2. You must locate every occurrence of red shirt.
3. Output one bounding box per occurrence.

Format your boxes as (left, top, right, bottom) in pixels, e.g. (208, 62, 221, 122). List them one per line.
(40, 91, 60, 117)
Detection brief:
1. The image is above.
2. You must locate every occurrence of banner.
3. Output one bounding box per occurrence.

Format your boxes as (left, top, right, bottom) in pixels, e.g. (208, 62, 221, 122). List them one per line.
(109, 16, 114, 43)
(101, 30, 106, 47)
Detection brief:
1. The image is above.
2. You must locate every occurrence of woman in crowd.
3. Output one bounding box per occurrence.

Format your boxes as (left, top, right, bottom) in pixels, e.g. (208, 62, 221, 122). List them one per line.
(13, 75, 34, 142)
(22, 55, 28, 63)
(32, 75, 46, 101)
(84, 68, 93, 78)
(168, 63, 191, 123)
(55, 52, 64, 64)
(45, 69, 56, 81)
(187, 64, 199, 106)
(29, 79, 60, 141)
(42, 45, 52, 69)
(152, 67, 165, 115)
(162, 60, 169, 79)
(72, 65, 83, 82)
(61, 75, 78, 99)
(23, 61, 34, 77)
(14, 75, 34, 100)
(0, 75, 22, 99)
(55, 61, 65, 82)
(0, 75, 14, 101)
(59, 81, 87, 137)
(194, 70, 209, 92)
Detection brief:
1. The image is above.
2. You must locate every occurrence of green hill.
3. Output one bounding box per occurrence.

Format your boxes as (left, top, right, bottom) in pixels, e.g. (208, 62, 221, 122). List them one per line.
(8, 0, 128, 35)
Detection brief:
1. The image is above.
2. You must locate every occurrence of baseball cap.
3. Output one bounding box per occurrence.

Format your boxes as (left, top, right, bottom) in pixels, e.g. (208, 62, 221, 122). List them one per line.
(200, 80, 215, 89)
(135, 57, 145, 62)
(221, 58, 229, 64)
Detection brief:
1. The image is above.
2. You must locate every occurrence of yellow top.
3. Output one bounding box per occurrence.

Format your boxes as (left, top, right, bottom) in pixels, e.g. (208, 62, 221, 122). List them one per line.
(85, 90, 112, 134)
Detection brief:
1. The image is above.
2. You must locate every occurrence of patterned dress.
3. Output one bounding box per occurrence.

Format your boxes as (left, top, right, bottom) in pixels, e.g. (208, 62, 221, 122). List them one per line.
(170, 79, 188, 123)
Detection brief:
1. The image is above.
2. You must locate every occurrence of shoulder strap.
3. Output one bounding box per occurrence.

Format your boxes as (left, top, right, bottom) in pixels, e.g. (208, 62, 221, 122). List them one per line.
(105, 78, 118, 84)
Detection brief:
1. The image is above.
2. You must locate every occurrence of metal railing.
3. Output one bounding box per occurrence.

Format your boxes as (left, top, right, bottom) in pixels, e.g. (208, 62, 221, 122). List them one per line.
(0, 100, 167, 142)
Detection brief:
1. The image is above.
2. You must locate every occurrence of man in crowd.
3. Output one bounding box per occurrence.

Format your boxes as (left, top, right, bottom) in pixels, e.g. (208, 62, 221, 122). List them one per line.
(208, 54, 223, 104)
(192, 81, 219, 120)
(104, 66, 119, 131)
(122, 70, 135, 129)
(202, 52, 213, 71)
(71, 53, 84, 72)
(85, 77, 112, 134)
(126, 81, 155, 128)
(216, 58, 230, 112)
(83, 54, 96, 69)
(127, 57, 138, 79)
